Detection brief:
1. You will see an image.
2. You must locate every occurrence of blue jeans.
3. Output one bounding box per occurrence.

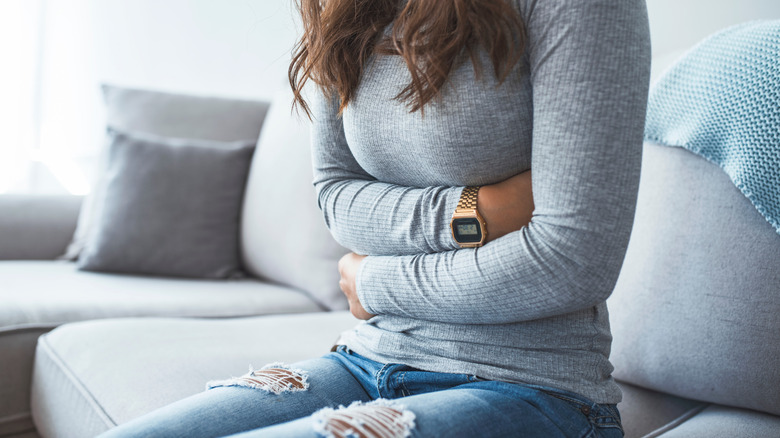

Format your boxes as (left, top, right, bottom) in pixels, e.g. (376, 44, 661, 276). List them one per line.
(100, 346, 623, 438)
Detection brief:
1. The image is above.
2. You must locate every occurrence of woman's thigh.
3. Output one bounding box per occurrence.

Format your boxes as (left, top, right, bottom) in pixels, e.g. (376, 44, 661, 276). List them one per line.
(228, 381, 623, 438)
(98, 355, 372, 438)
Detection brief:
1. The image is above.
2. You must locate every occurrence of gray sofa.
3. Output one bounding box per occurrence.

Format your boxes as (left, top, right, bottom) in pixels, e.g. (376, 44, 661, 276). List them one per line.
(3, 28, 780, 438)
(0, 87, 351, 438)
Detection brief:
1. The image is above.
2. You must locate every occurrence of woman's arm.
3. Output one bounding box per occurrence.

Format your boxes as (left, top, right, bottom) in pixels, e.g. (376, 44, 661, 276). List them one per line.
(478, 172, 534, 242)
(311, 90, 533, 255)
(352, 0, 652, 324)
(339, 171, 534, 320)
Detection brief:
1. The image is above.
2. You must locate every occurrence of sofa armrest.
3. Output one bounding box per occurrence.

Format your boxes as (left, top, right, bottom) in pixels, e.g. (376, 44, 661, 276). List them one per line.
(0, 195, 83, 260)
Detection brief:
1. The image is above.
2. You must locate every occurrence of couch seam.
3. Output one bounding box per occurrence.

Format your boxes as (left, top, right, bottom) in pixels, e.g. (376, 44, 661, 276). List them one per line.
(35, 335, 118, 429)
(642, 403, 710, 438)
(0, 411, 33, 434)
(0, 323, 60, 335)
(0, 412, 32, 423)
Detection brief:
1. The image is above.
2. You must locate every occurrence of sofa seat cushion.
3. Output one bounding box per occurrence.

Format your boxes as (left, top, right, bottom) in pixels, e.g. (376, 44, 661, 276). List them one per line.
(0, 261, 320, 329)
(0, 260, 320, 436)
(618, 383, 780, 438)
(31, 312, 358, 438)
(617, 381, 707, 438)
(654, 405, 780, 438)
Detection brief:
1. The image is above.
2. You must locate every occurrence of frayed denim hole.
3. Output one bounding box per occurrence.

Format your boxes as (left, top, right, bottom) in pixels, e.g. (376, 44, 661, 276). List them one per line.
(313, 399, 416, 438)
(206, 363, 309, 395)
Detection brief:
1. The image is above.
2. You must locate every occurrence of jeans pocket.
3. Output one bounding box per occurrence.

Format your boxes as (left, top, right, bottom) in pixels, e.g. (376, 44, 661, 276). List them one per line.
(590, 404, 623, 437)
(542, 390, 624, 437)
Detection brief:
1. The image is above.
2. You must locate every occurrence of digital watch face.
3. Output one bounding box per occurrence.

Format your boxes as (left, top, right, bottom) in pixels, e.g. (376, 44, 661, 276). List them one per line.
(452, 218, 483, 243)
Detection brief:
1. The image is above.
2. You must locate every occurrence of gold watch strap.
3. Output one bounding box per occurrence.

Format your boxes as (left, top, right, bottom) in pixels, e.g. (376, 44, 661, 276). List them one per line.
(456, 186, 480, 210)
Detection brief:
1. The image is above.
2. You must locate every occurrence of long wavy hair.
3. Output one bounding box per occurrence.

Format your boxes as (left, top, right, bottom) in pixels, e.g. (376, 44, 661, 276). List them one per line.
(289, 0, 526, 116)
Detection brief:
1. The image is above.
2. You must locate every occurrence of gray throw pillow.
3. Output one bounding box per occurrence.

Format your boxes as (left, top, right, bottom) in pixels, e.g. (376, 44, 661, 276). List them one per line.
(61, 84, 270, 260)
(77, 129, 255, 279)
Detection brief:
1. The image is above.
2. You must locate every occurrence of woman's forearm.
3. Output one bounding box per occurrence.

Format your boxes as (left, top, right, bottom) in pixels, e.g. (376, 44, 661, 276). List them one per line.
(478, 170, 534, 243)
(336, 170, 534, 320)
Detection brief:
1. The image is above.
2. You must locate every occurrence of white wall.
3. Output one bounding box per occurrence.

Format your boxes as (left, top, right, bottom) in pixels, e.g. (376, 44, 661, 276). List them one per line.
(86, 0, 300, 99)
(31, 0, 300, 194)
(0, 0, 44, 193)
(646, 0, 780, 81)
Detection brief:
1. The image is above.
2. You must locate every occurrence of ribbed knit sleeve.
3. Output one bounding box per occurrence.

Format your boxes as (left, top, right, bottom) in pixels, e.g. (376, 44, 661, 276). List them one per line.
(311, 90, 463, 256)
(355, 0, 651, 324)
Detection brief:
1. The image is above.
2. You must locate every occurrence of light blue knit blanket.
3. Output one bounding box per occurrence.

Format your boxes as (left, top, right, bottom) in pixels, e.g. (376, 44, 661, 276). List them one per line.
(645, 20, 780, 234)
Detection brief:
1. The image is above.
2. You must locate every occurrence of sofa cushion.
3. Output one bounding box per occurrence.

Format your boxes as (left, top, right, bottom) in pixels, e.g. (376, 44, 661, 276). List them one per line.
(0, 195, 82, 262)
(0, 261, 320, 328)
(655, 405, 780, 438)
(62, 85, 270, 260)
(616, 381, 706, 438)
(241, 89, 349, 310)
(77, 129, 255, 279)
(0, 326, 51, 437)
(101, 84, 270, 142)
(0, 260, 319, 436)
(31, 312, 357, 438)
(608, 143, 780, 416)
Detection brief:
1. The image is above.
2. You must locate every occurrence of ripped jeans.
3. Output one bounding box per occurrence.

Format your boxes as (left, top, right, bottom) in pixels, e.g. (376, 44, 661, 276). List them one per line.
(98, 346, 623, 438)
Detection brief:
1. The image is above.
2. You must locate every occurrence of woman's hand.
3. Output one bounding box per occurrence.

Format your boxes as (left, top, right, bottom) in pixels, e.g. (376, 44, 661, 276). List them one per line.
(338, 252, 374, 320)
(478, 170, 534, 243)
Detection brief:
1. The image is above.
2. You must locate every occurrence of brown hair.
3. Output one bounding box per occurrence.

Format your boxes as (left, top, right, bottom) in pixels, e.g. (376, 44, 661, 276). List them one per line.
(289, 0, 526, 116)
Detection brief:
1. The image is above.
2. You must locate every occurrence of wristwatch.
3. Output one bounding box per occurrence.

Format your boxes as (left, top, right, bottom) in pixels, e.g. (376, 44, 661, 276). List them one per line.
(450, 186, 487, 248)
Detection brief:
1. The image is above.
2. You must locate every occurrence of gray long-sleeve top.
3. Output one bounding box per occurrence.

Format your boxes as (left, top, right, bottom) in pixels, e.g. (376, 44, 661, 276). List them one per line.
(311, 0, 651, 404)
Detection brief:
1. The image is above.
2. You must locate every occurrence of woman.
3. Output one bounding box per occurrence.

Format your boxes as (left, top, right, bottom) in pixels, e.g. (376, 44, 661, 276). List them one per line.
(102, 0, 650, 436)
